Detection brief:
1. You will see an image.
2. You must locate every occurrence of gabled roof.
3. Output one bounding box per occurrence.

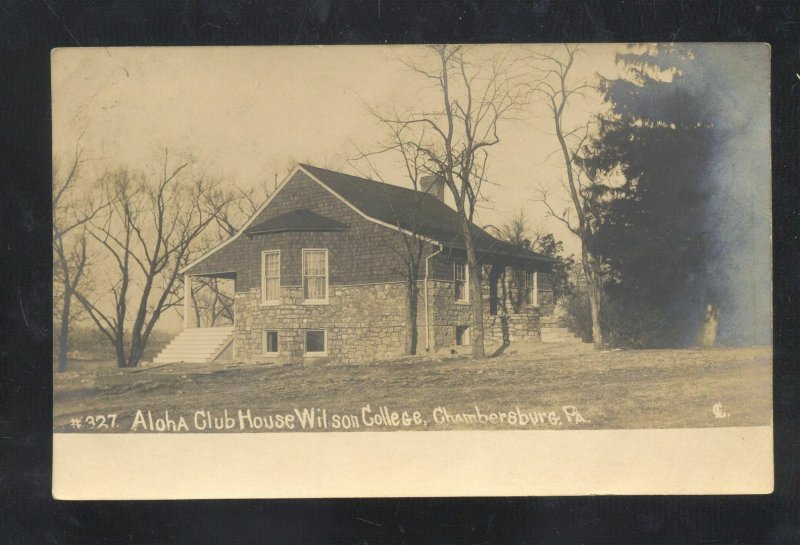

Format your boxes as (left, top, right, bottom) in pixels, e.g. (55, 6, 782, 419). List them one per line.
(181, 163, 553, 275)
(300, 164, 553, 265)
(245, 208, 349, 236)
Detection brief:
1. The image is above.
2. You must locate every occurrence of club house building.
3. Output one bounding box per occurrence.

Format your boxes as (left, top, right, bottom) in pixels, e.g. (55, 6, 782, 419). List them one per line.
(155, 164, 557, 365)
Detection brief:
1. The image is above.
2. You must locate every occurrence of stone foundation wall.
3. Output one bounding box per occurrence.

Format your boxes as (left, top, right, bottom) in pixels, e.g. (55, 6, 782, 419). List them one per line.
(483, 313, 540, 344)
(234, 283, 409, 364)
(425, 279, 548, 351)
(233, 277, 553, 363)
(426, 280, 473, 351)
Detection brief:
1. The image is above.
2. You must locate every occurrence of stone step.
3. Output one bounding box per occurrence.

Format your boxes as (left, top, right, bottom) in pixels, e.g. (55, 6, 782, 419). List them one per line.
(540, 327, 583, 343)
(173, 336, 232, 342)
(153, 328, 234, 364)
(162, 340, 231, 348)
(152, 350, 220, 362)
(159, 344, 223, 356)
(160, 336, 231, 345)
(166, 336, 232, 344)
(177, 331, 234, 338)
(152, 356, 214, 364)
(540, 327, 572, 334)
(180, 327, 234, 332)
(154, 344, 224, 352)
(540, 337, 577, 342)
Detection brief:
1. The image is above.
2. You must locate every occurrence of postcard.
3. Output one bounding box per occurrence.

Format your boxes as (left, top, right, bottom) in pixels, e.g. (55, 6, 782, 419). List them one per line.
(52, 43, 772, 498)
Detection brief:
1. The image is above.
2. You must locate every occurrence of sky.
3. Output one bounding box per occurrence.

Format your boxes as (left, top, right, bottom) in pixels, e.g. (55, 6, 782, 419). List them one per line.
(52, 44, 771, 340)
(52, 44, 625, 254)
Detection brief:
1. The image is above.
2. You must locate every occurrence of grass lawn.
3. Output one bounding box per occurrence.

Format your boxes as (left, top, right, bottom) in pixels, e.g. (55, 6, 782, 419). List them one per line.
(53, 342, 772, 432)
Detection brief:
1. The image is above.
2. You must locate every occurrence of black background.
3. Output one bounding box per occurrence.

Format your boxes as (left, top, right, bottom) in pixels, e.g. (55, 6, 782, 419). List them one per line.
(1, 1, 798, 543)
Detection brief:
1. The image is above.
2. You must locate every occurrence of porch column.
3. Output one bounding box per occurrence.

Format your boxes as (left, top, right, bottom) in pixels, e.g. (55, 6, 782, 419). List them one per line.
(533, 271, 539, 308)
(183, 274, 192, 329)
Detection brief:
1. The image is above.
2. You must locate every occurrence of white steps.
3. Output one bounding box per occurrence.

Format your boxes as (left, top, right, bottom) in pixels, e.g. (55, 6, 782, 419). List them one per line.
(540, 326, 583, 344)
(152, 327, 234, 364)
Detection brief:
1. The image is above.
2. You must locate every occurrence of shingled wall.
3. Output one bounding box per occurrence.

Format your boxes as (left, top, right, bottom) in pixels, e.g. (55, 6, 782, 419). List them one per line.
(186, 170, 435, 289)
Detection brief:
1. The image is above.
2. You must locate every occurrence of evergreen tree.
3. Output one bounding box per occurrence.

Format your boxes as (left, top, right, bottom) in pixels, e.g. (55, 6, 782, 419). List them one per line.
(582, 45, 716, 348)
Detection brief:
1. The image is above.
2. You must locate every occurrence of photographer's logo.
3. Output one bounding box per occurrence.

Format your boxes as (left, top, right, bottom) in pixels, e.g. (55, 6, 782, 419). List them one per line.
(712, 402, 730, 419)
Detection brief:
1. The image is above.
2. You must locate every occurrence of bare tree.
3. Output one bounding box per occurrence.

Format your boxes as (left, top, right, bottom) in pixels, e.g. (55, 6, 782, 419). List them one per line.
(495, 209, 548, 250)
(177, 169, 284, 328)
(207, 181, 279, 239)
(75, 150, 230, 368)
(527, 44, 607, 349)
(494, 209, 575, 308)
(372, 45, 527, 358)
(52, 146, 107, 372)
(491, 210, 538, 314)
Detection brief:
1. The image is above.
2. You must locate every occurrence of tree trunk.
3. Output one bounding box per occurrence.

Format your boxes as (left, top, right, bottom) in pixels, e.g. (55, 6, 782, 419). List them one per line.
(115, 338, 130, 368)
(587, 278, 603, 350)
(488, 266, 499, 316)
(498, 269, 511, 345)
(129, 338, 144, 369)
(57, 289, 70, 373)
(466, 244, 486, 359)
(405, 278, 419, 355)
(582, 243, 604, 350)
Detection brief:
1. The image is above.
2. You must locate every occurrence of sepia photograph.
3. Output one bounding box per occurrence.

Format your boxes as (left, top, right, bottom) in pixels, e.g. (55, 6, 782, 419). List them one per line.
(51, 43, 772, 497)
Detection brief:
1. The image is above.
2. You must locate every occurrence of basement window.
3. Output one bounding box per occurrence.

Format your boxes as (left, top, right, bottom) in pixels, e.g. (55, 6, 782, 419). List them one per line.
(263, 330, 279, 355)
(305, 329, 327, 356)
(455, 326, 470, 346)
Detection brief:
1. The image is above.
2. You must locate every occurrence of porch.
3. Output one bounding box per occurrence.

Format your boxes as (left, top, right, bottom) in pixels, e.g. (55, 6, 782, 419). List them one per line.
(152, 272, 236, 364)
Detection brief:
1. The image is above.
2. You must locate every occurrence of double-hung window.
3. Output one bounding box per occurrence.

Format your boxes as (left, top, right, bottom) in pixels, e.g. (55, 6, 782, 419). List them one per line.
(302, 249, 328, 303)
(525, 270, 538, 306)
(261, 250, 280, 304)
(454, 261, 468, 303)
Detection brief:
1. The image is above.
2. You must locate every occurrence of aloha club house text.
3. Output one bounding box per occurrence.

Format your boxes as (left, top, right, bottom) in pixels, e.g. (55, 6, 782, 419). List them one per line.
(127, 405, 590, 432)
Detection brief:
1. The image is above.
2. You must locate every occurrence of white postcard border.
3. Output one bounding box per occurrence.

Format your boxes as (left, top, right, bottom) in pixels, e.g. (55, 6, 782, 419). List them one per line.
(53, 426, 773, 499)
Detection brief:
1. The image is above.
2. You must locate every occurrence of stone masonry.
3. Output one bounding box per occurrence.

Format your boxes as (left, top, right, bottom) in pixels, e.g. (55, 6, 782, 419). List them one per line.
(234, 283, 409, 364)
(426, 274, 554, 351)
(232, 271, 554, 364)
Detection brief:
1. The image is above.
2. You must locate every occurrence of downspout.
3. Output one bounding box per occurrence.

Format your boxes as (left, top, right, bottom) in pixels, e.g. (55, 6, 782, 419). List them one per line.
(424, 243, 444, 351)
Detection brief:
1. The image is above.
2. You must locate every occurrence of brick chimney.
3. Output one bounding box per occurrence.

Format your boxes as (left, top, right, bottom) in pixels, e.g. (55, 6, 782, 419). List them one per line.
(420, 175, 445, 202)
